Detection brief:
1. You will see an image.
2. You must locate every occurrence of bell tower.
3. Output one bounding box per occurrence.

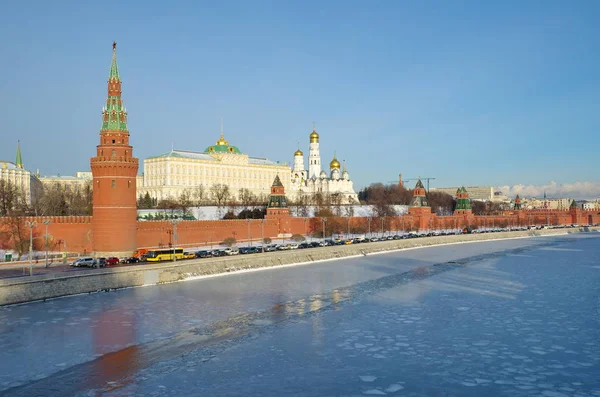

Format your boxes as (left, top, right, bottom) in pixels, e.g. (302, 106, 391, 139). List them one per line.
(90, 42, 139, 257)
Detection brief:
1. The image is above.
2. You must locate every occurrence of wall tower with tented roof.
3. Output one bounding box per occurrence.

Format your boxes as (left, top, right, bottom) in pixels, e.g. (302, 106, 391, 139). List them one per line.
(90, 42, 139, 257)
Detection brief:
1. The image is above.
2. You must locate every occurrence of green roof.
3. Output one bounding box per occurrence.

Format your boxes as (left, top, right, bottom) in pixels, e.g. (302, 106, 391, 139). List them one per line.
(15, 141, 23, 169)
(272, 175, 283, 187)
(204, 144, 242, 154)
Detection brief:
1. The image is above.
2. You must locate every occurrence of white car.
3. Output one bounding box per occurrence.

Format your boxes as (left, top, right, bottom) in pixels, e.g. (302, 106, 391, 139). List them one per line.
(70, 257, 95, 267)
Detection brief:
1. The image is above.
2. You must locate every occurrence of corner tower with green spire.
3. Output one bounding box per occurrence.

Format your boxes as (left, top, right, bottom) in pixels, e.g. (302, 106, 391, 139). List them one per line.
(454, 186, 472, 215)
(15, 141, 23, 169)
(90, 42, 139, 257)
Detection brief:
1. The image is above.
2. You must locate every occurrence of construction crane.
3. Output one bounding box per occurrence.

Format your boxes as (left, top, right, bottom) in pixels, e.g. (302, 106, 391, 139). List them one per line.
(388, 174, 436, 192)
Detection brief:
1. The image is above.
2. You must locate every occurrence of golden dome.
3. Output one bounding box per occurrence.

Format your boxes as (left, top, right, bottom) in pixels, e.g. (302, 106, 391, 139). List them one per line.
(216, 133, 229, 146)
(329, 155, 340, 169)
(309, 129, 319, 143)
(294, 148, 303, 156)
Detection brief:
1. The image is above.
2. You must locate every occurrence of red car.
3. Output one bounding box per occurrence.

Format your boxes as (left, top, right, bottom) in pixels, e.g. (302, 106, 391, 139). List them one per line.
(105, 257, 120, 266)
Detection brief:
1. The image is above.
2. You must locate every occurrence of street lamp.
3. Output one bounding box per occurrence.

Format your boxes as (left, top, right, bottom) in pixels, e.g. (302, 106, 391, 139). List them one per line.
(25, 220, 37, 276)
(170, 219, 180, 262)
(246, 218, 252, 247)
(380, 217, 385, 237)
(42, 219, 51, 268)
(304, 218, 308, 240)
(321, 217, 327, 240)
(260, 219, 265, 246)
(367, 216, 372, 237)
(346, 217, 350, 239)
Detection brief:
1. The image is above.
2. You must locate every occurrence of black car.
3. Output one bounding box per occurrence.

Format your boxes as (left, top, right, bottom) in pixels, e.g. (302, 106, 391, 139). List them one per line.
(298, 242, 311, 249)
(195, 250, 212, 258)
(125, 257, 139, 263)
(239, 247, 251, 254)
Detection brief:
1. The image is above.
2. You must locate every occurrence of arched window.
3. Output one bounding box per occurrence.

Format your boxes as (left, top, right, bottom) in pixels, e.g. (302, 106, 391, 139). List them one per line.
(112, 150, 116, 157)
(111, 180, 116, 188)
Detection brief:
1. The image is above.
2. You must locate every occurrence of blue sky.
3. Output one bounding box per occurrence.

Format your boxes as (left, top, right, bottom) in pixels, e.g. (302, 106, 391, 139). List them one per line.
(1, 0, 599, 194)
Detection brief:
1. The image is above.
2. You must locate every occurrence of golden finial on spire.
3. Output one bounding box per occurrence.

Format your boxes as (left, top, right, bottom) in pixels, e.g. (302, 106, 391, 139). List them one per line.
(113, 41, 117, 50)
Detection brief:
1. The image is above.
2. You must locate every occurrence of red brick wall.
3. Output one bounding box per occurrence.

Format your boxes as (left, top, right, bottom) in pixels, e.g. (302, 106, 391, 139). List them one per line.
(0, 216, 93, 254)
(2, 208, 599, 254)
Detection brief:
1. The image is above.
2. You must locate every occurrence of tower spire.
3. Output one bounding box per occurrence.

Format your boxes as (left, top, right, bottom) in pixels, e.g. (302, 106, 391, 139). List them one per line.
(102, 42, 127, 133)
(109, 41, 119, 80)
(15, 140, 23, 169)
(220, 117, 224, 139)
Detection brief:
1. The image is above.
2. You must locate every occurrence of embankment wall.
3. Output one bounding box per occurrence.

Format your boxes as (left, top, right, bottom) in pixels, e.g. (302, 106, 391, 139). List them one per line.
(0, 227, 595, 306)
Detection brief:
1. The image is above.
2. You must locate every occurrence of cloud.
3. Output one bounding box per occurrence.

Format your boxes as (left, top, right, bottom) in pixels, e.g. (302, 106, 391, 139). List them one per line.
(496, 181, 600, 200)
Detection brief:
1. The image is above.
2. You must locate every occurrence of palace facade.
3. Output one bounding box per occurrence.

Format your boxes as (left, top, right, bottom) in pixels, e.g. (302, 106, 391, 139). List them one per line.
(137, 130, 291, 202)
(0, 143, 43, 205)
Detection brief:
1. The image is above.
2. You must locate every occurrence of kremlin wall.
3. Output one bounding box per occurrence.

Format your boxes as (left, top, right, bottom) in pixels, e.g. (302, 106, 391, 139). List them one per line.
(2, 44, 600, 257)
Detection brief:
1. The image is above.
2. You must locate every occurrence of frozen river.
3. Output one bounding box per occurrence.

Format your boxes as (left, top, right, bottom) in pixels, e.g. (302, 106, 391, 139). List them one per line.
(1, 234, 599, 396)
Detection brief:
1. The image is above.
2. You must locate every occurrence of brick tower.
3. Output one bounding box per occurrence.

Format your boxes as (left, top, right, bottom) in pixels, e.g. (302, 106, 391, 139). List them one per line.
(408, 179, 432, 230)
(90, 42, 139, 257)
(454, 186, 472, 215)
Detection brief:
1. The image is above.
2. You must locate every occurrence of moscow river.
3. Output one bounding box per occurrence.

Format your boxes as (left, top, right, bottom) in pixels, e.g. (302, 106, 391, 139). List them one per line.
(1, 234, 599, 396)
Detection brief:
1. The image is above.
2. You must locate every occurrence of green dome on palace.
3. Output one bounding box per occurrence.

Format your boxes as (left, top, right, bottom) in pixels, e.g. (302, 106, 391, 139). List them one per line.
(204, 134, 241, 154)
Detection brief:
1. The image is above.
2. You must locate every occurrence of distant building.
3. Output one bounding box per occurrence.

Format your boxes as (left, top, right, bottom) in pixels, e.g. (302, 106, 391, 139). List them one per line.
(582, 201, 599, 210)
(39, 171, 93, 190)
(521, 197, 571, 210)
(432, 186, 494, 201)
(0, 142, 43, 205)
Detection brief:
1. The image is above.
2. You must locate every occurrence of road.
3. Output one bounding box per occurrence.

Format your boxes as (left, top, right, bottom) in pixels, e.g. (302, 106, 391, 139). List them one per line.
(1, 234, 599, 396)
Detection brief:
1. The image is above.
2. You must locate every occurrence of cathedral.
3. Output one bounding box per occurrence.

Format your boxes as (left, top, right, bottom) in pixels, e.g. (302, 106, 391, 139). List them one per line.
(290, 127, 358, 204)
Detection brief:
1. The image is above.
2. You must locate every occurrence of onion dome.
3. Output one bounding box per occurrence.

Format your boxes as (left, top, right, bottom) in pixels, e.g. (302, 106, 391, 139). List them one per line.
(329, 155, 340, 169)
(310, 129, 319, 143)
(205, 133, 241, 154)
(294, 148, 303, 156)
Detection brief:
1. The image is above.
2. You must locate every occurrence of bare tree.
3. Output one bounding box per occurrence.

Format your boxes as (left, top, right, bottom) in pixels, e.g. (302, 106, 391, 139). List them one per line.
(330, 193, 344, 216)
(192, 184, 206, 206)
(238, 188, 257, 210)
(210, 184, 231, 207)
(178, 189, 194, 218)
(0, 180, 19, 217)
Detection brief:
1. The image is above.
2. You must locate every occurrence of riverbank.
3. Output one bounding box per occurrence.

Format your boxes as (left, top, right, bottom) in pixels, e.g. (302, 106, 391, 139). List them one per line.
(0, 227, 596, 306)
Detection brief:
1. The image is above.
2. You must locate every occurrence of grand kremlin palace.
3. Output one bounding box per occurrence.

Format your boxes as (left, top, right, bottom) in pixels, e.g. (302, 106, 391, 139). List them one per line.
(137, 132, 291, 201)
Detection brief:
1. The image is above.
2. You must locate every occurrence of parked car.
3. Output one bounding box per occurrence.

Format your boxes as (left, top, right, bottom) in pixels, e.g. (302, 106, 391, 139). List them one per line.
(105, 257, 120, 266)
(183, 252, 196, 259)
(71, 257, 95, 267)
(195, 250, 212, 258)
(266, 244, 279, 252)
(124, 257, 139, 263)
(92, 258, 106, 268)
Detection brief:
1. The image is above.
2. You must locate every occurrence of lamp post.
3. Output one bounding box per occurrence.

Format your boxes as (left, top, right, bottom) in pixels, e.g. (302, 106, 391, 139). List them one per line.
(246, 218, 252, 247)
(260, 219, 265, 246)
(367, 216, 372, 237)
(42, 219, 51, 268)
(25, 220, 37, 276)
(380, 217, 384, 237)
(304, 218, 308, 241)
(346, 217, 350, 239)
(170, 219, 180, 262)
(321, 217, 327, 240)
